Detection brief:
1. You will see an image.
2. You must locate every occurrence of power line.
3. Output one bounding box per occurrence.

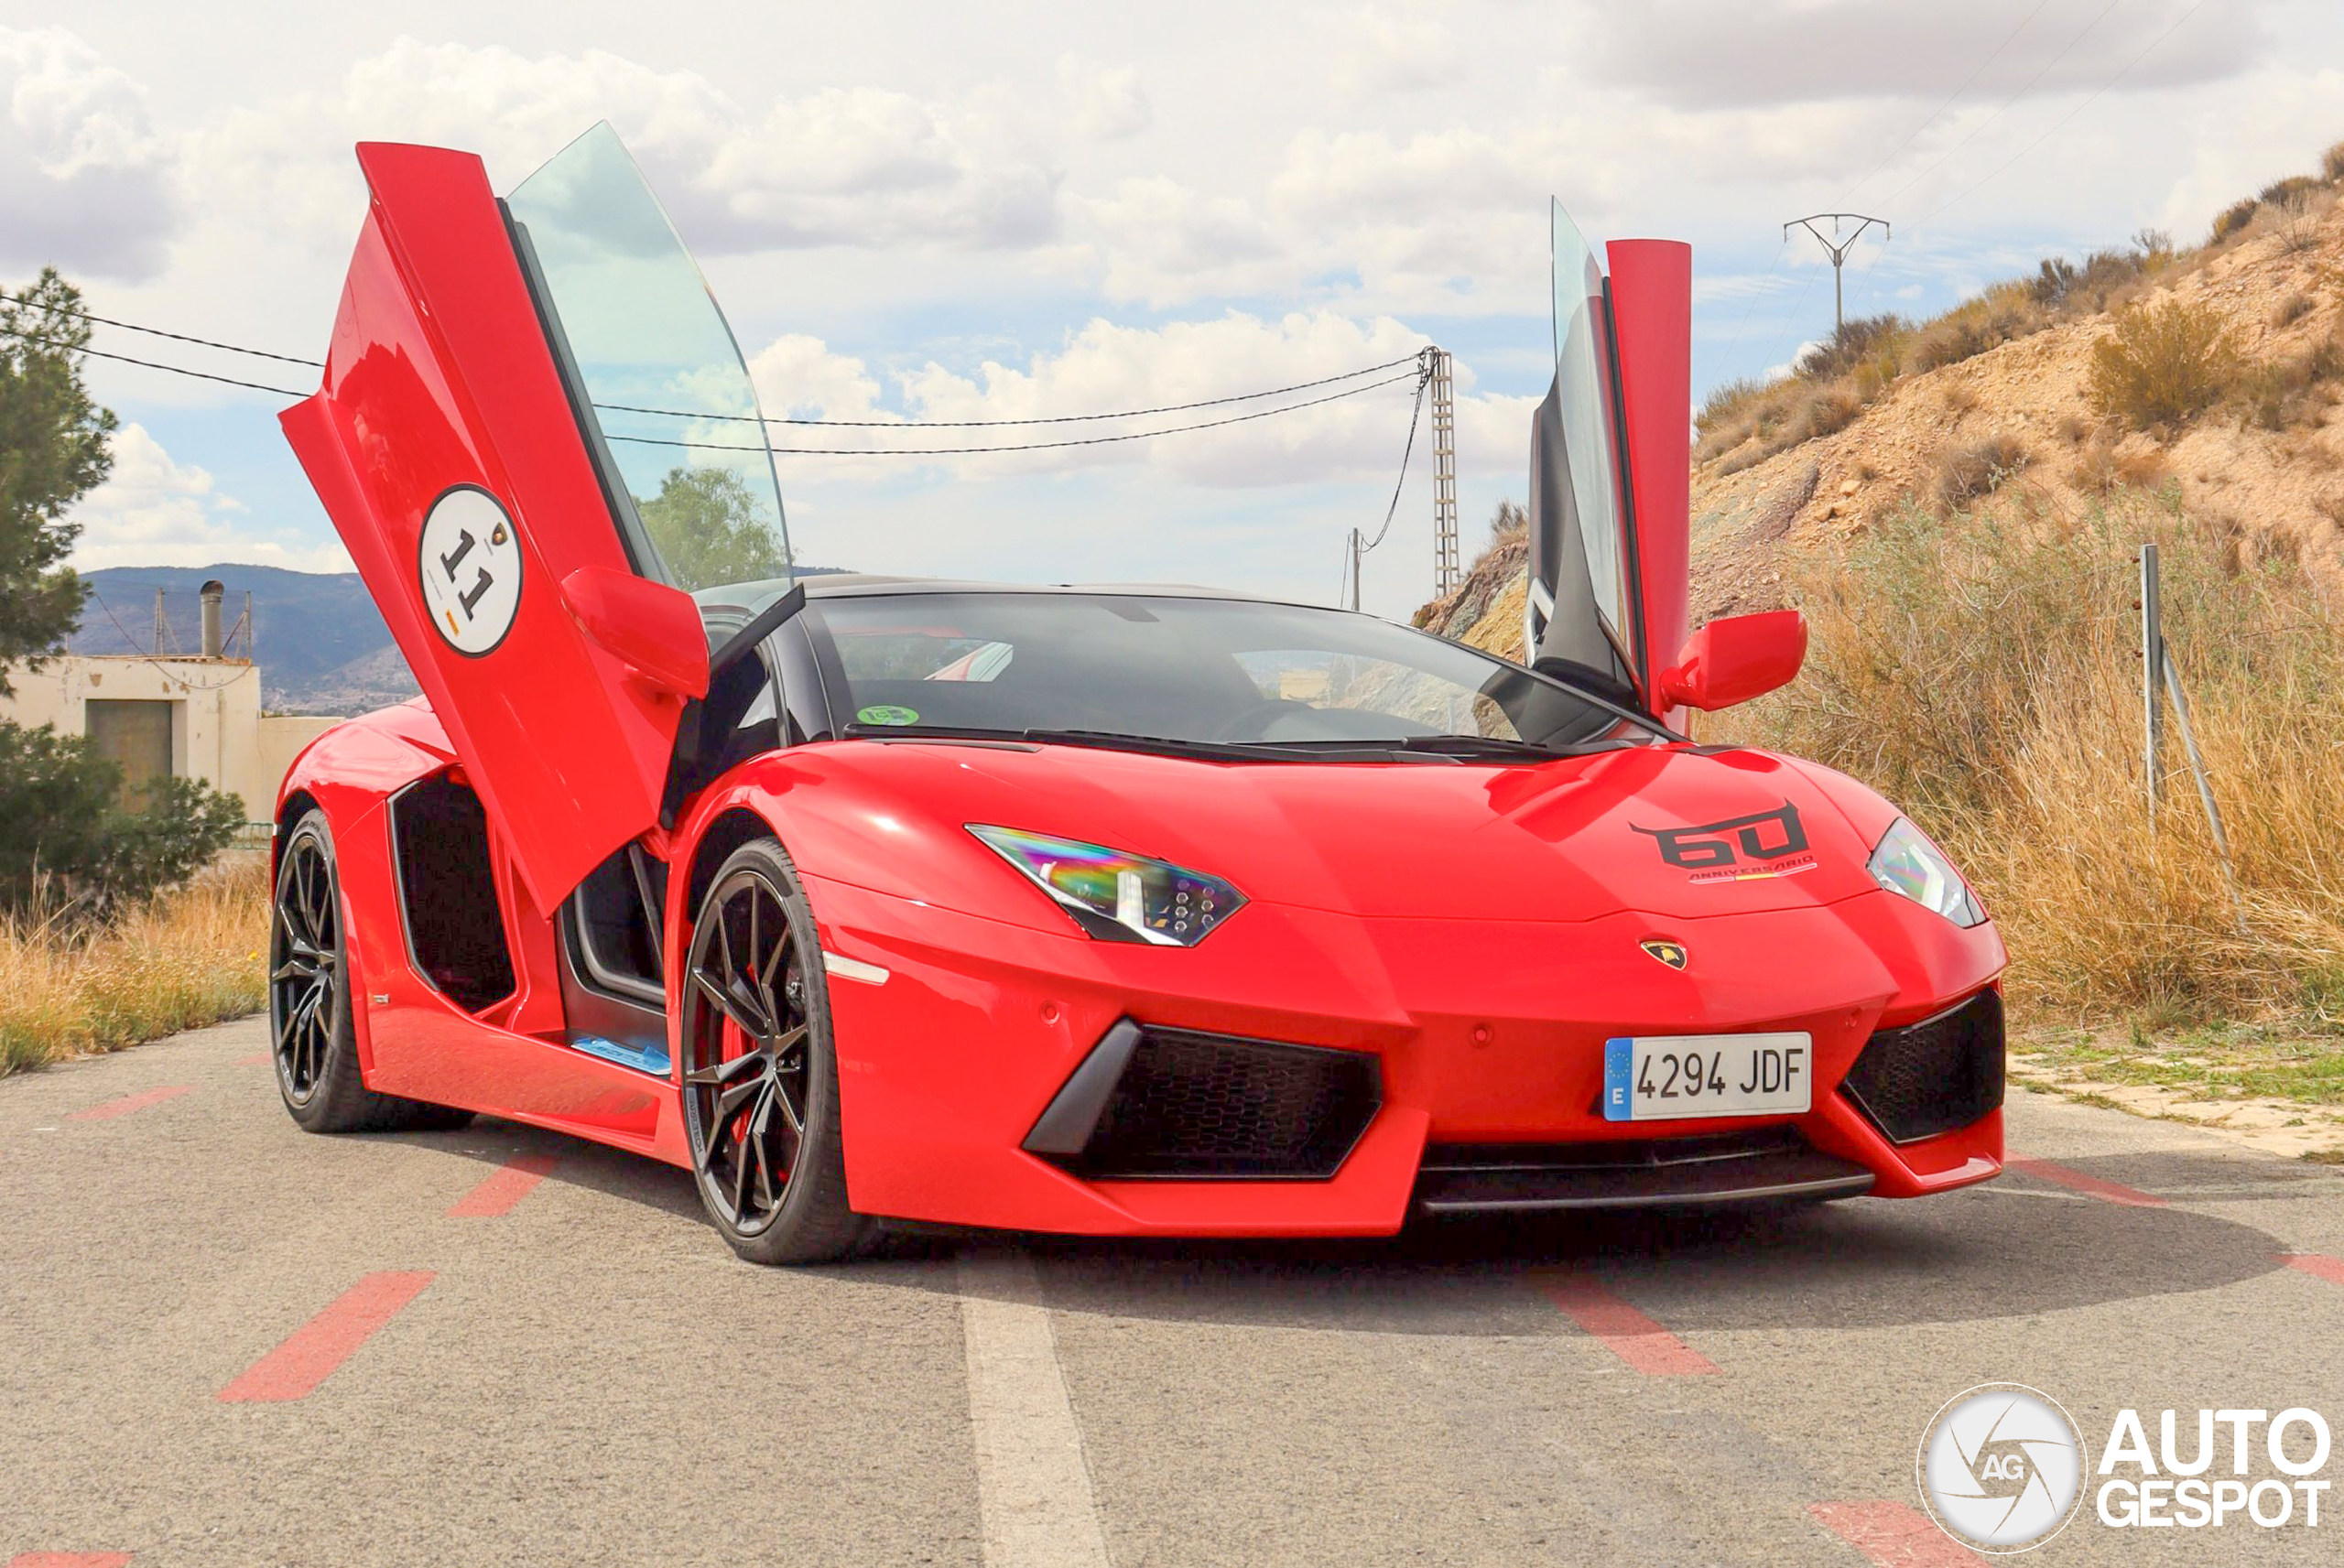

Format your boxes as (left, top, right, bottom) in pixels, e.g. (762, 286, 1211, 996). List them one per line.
(3, 289, 1427, 433)
(2, 316, 1423, 455)
(1910, 0, 2209, 231)
(602, 372, 1421, 457)
(0, 287, 324, 367)
(1873, 0, 2124, 211)
(0, 323, 308, 397)
(1359, 358, 1433, 556)
(1846, 1, 2053, 200)
(596, 354, 1423, 428)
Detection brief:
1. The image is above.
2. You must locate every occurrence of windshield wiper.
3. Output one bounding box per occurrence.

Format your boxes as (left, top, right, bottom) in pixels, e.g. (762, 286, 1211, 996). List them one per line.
(1265, 734, 1570, 762)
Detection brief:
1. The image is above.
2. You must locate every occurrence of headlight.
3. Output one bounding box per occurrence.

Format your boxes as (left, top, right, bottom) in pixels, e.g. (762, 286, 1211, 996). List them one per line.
(1867, 817, 1984, 927)
(968, 826, 1245, 946)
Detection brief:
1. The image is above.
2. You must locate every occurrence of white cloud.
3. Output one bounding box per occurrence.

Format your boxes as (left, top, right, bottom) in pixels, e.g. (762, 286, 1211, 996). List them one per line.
(186, 39, 1061, 258)
(1058, 55, 1152, 141)
(0, 27, 179, 278)
(66, 424, 351, 573)
(1333, 8, 1461, 98)
(1566, 0, 2273, 109)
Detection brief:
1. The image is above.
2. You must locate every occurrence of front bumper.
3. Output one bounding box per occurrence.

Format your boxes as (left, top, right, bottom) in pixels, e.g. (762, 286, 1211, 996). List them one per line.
(805, 872, 2005, 1237)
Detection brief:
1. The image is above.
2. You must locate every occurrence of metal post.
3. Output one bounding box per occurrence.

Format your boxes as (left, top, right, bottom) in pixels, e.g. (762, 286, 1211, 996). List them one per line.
(1350, 528, 1362, 613)
(1430, 349, 1460, 598)
(2141, 544, 2163, 818)
(1784, 214, 1890, 341)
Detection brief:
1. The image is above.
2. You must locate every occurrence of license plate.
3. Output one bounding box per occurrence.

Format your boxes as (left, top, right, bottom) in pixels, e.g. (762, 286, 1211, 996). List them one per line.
(1601, 1033, 1812, 1121)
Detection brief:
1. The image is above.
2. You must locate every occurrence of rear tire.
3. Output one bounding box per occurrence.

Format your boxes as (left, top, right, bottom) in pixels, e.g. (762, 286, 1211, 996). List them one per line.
(678, 836, 868, 1264)
(271, 808, 474, 1134)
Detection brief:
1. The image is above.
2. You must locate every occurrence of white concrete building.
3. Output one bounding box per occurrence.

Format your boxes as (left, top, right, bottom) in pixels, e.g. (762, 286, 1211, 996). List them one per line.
(1, 581, 340, 824)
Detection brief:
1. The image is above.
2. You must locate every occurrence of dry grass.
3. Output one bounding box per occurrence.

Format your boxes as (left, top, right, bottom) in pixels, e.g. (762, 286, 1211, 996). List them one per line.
(1712, 492, 2344, 1024)
(0, 853, 268, 1077)
(1933, 432, 2031, 508)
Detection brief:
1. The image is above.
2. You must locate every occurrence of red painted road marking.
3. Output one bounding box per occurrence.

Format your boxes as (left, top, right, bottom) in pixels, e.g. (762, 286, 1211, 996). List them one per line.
(1532, 1271, 1719, 1375)
(2007, 1157, 2164, 1207)
(217, 1271, 434, 1402)
(1808, 1501, 1981, 1565)
(238, 1051, 272, 1066)
(66, 1086, 192, 1122)
(9, 1555, 134, 1567)
(447, 1153, 561, 1217)
(2282, 1252, 2344, 1286)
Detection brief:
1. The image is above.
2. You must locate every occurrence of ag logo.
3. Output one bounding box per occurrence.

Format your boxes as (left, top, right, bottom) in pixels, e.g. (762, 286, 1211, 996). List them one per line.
(1918, 1383, 2087, 1552)
(1632, 802, 1817, 883)
(1639, 938, 1687, 970)
(418, 485, 523, 657)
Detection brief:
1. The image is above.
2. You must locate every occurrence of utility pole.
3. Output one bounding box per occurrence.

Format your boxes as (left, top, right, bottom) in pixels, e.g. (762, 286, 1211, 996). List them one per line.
(1429, 347, 1459, 598)
(1350, 527, 1363, 612)
(1784, 213, 1890, 340)
(153, 587, 168, 656)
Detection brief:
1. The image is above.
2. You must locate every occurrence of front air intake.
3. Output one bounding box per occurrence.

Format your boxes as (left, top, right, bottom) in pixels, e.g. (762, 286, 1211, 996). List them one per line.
(1840, 989, 2005, 1144)
(1025, 1022, 1380, 1180)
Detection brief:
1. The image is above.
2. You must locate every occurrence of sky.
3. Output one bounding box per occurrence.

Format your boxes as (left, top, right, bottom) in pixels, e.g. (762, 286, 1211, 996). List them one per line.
(5, 0, 2339, 619)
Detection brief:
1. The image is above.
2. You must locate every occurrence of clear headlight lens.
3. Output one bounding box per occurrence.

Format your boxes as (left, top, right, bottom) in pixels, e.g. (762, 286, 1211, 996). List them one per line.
(969, 826, 1246, 946)
(1867, 817, 1984, 927)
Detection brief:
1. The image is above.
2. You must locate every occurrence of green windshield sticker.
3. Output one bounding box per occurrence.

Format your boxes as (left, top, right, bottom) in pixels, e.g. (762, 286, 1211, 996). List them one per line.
(857, 705, 921, 727)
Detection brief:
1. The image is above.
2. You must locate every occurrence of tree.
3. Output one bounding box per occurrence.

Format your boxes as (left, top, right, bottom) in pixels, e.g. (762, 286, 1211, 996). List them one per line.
(0, 725, 242, 915)
(0, 268, 242, 913)
(636, 465, 789, 590)
(1, 267, 114, 693)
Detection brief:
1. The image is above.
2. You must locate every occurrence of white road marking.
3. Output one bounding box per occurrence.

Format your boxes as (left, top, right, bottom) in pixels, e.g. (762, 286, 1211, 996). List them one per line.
(958, 1249, 1112, 1568)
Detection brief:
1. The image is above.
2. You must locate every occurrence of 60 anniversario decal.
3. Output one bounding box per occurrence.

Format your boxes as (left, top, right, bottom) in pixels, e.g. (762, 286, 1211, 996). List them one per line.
(1630, 802, 1818, 884)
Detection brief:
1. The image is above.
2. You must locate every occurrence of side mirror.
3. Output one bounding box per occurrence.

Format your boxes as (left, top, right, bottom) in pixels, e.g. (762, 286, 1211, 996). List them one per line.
(561, 566, 711, 701)
(1656, 609, 1806, 712)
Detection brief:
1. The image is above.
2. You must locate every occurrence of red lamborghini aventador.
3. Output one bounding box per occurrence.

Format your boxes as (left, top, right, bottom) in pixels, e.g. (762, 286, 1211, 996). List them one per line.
(268, 124, 2005, 1263)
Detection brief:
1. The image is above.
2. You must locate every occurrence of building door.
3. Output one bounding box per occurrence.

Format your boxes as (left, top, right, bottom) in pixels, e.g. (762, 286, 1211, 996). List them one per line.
(85, 699, 176, 809)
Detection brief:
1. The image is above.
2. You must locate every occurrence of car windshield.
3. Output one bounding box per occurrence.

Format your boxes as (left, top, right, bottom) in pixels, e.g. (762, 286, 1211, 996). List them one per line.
(803, 592, 1656, 756)
(505, 123, 794, 601)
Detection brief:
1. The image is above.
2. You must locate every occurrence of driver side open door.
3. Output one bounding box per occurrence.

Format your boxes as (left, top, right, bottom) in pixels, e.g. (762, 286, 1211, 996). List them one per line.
(1525, 200, 1690, 723)
(281, 128, 788, 913)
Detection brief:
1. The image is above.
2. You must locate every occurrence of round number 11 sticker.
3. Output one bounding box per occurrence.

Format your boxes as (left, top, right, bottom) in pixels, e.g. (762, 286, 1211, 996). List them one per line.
(418, 485, 524, 656)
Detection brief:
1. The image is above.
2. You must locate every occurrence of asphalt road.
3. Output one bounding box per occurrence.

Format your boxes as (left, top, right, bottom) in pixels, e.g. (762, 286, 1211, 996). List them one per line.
(6, 1016, 2344, 1567)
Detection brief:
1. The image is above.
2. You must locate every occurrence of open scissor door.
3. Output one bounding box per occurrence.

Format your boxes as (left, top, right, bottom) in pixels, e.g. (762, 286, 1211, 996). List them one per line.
(281, 124, 790, 912)
(1525, 200, 1690, 719)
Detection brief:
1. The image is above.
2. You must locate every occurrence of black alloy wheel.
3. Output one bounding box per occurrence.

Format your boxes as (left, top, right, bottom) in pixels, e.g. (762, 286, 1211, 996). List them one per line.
(270, 808, 472, 1134)
(272, 819, 341, 1105)
(678, 838, 865, 1263)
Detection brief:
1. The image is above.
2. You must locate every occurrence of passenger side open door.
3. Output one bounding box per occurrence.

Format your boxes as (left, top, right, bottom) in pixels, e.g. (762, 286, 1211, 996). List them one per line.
(1525, 200, 1690, 721)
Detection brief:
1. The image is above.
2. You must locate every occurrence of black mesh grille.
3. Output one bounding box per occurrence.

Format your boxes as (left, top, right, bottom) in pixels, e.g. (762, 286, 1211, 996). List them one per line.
(1840, 989, 2004, 1144)
(1076, 1027, 1380, 1179)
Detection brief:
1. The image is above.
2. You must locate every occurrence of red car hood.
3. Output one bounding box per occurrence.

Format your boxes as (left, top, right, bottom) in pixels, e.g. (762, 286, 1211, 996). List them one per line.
(813, 738, 1883, 924)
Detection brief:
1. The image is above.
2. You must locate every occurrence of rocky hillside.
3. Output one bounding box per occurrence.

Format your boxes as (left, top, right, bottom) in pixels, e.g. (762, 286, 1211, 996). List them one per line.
(1421, 168, 2344, 648)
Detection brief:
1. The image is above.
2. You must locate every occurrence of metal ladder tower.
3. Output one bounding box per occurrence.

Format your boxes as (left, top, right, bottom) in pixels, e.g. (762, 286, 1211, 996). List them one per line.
(1429, 348, 1460, 597)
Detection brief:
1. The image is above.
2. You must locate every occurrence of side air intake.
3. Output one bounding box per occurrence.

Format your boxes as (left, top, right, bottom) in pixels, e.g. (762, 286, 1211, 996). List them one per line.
(1024, 1022, 1380, 1180)
(1839, 989, 2005, 1144)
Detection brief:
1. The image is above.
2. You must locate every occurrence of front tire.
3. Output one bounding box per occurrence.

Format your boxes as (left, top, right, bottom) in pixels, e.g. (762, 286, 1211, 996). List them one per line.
(270, 808, 472, 1134)
(678, 837, 867, 1264)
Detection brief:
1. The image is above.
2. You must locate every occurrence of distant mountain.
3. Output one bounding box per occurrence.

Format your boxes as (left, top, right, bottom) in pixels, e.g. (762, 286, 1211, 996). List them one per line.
(77, 564, 414, 715)
(75, 562, 852, 717)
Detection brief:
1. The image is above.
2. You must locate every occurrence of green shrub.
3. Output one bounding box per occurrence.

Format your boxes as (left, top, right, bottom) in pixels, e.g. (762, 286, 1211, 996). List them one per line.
(0, 722, 244, 919)
(2086, 297, 2241, 429)
(2212, 198, 2261, 243)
